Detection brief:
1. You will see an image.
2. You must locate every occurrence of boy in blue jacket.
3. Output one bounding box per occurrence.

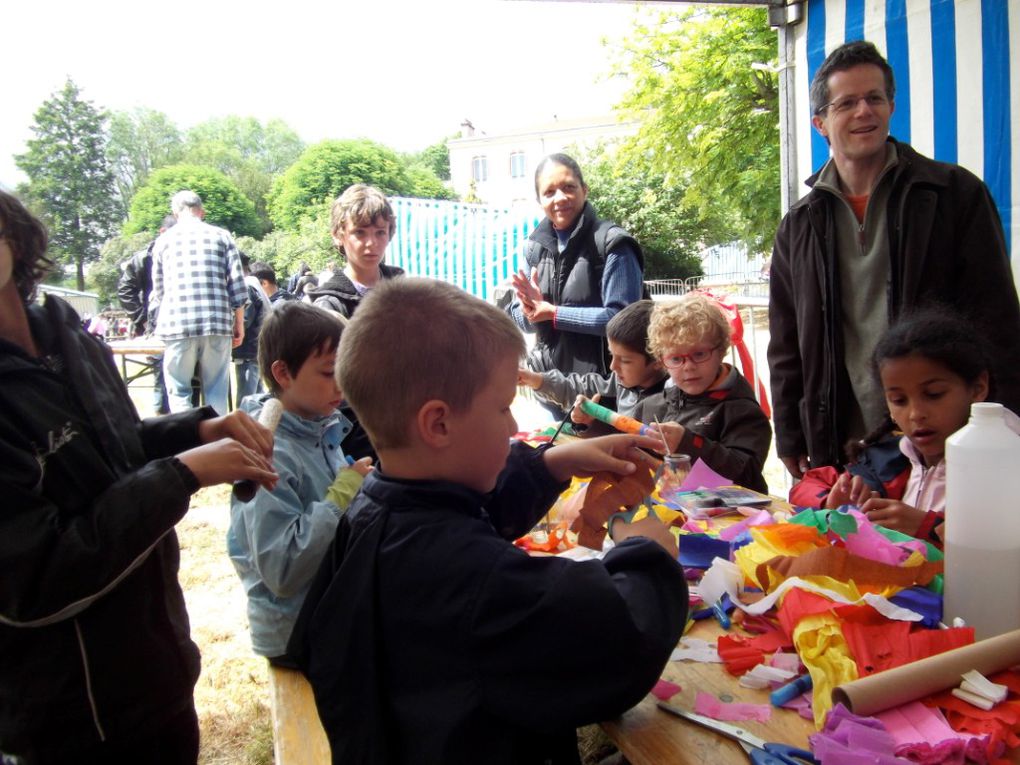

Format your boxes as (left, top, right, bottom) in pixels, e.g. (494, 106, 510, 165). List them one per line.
(228, 301, 371, 665)
(289, 278, 688, 765)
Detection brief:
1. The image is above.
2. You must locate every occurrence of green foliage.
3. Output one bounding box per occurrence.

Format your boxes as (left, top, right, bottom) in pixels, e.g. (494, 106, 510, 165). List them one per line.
(410, 136, 453, 181)
(268, 139, 436, 231)
(15, 79, 123, 291)
(88, 231, 152, 307)
(579, 143, 704, 281)
(181, 117, 305, 233)
(405, 165, 456, 201)
(106, 108, 183, 205)
(613, 7, 780, 255)
(235, 206, 335, 283)
(125, 164, 262, 238)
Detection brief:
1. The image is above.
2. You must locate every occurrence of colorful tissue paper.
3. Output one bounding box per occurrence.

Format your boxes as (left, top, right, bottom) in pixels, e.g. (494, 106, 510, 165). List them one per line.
(809, 704, 906, 764)
(651, 678, 682, 701)
(888, 587, 943, 628)
(876, 701, 995, 764)
(694, 691, 771, 723)
(678, 458, 730, 491)
(754, 546, 943, 595)
(718, 634, 766, 676)
(841, 621, 973, 677)
(678, 534, 732, 570)
(718, 508, 775, 542)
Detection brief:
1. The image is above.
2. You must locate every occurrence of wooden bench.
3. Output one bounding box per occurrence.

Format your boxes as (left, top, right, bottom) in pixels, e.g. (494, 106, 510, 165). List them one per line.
(268, 666, 331, 764)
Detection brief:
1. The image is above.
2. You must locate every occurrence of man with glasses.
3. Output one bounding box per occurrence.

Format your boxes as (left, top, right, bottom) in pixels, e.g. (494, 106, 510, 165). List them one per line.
(768, 40, 1020, 479)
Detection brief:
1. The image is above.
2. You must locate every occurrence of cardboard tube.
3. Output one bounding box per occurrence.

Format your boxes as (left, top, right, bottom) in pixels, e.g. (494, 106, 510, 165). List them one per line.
(832, 629, 1020, 716)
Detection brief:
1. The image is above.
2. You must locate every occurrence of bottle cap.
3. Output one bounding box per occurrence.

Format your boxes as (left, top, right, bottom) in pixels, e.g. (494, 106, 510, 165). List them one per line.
(971, 402, 1004, 422)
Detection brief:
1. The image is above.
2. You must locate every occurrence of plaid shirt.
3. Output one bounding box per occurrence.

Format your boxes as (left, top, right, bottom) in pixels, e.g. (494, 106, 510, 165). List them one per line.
(151, 216, 247, 340)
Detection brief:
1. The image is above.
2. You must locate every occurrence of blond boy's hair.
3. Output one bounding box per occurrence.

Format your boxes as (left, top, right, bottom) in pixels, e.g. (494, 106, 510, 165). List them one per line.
(336, 278, 525, 450)
(647, 293, 731, 359)
(330, 184, 397, 245)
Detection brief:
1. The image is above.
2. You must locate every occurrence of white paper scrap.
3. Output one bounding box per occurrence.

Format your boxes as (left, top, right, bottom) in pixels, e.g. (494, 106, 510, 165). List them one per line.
(960, 670, 1008, 704)
(670, 637, 722, 663)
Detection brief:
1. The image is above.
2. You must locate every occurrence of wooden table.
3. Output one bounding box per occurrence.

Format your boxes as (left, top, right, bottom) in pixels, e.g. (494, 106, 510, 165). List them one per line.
(600, 494, 1020, 764)
(602, 618, 813, 764)
(105, 338, 164, 385)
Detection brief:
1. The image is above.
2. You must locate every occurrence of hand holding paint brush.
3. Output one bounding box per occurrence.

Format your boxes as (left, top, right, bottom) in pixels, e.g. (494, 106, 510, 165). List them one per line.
(576, 396, 652, 436)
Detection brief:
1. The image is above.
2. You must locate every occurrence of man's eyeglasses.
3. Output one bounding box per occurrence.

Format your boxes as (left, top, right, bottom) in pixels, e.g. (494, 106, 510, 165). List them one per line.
(661, 345, 721, 369)
(817, 91, 890, 116)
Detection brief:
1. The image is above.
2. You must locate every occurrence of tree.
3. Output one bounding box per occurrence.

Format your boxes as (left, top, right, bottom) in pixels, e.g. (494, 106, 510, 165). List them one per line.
(88, 231, 152, 308)
(265, 139, 453, 231)
(409, 136, 453, 181)
(124, 164, 262, 237)
(578, 143, 706, 280)
(236, 206, 335, 286)
(267, 139, 417, 231)
(15, 79, 123, 290)
(106, 107, 183, 205)
(613, 7, 780, 255)
(405, 166, 456, 201)
(181, 117, 305, 232)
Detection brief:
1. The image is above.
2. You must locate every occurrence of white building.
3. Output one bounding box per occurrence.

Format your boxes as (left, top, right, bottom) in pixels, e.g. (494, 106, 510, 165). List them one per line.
(447, 114, 639, 208)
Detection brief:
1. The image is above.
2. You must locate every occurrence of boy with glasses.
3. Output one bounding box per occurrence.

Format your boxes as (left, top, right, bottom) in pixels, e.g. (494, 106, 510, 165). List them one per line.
(636, 293, 772, 493)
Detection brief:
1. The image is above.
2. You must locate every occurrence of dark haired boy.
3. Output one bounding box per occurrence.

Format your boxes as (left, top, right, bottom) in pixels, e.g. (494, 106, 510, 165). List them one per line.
(228, 301, 371, 665)
(517, 299, 667, 434)
(290, 278, 687, 764)
(250, 260, 298, 305)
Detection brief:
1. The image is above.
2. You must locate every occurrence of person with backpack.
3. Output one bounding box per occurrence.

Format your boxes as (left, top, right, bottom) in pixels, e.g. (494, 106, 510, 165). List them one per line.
(506, 153, 645, 418)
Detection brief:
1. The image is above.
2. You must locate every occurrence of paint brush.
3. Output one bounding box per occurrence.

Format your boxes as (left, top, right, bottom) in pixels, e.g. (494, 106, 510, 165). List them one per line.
(549, 410, 572, 444)
(653, 415, 672, 455)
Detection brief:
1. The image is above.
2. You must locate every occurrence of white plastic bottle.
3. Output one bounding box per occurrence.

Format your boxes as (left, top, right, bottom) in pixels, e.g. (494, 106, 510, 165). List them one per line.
(944, 402, 1020, 640)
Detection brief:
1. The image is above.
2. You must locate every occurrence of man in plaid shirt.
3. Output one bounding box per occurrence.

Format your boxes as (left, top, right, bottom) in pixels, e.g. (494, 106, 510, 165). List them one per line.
(150, 190, 247, 416)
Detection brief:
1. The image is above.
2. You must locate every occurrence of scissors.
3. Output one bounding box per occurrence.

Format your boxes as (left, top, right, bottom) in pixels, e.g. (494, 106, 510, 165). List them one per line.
(657, 701, 818, 765)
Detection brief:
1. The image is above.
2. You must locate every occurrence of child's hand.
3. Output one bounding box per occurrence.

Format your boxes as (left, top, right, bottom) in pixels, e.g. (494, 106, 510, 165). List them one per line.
(825, 473, 879, 509)
(349, 456, 374, 477)
(178, 438, 278, 490)
(648, 421, 684, 454)
(859, 497, 927, 536)
(611, 515, 679, 558)
(570, 394, 597, 427)
(543, 433, 662, 483)
(517, 368, 542, 390)
(198, 409, 274, 459)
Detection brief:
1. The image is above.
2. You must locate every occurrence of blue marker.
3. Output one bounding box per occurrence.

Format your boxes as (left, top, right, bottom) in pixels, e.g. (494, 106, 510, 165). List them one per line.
(769, 673, 813, 706)
(345, 455, 356, 466)
(711, 600, 731, 630)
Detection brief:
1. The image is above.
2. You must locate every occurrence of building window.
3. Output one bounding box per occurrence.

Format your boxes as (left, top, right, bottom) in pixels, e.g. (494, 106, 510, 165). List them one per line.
(510, 151, 526, 178)
(472, 156, 488, 182)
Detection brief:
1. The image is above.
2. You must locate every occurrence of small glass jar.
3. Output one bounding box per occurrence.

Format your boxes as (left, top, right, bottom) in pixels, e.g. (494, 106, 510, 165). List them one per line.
(655, 453, 692, 498)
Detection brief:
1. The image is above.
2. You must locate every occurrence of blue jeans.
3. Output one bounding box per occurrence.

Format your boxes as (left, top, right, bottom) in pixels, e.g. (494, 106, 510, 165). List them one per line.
(148, 354, 170, 414)
(163, 335, 232, 415)
(234, 358, 263, 406)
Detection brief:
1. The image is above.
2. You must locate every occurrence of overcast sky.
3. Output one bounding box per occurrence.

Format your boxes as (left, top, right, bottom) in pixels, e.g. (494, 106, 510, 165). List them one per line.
(3, 0, 653, 188)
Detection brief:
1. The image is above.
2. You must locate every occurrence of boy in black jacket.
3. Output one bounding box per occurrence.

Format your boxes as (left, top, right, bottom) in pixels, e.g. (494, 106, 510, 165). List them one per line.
(289, 277, 688, 765)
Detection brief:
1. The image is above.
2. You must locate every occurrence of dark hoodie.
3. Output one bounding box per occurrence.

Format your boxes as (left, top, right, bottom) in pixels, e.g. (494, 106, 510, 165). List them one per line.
(306, 264, 405, 320)
(634, 364, 773, 493)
